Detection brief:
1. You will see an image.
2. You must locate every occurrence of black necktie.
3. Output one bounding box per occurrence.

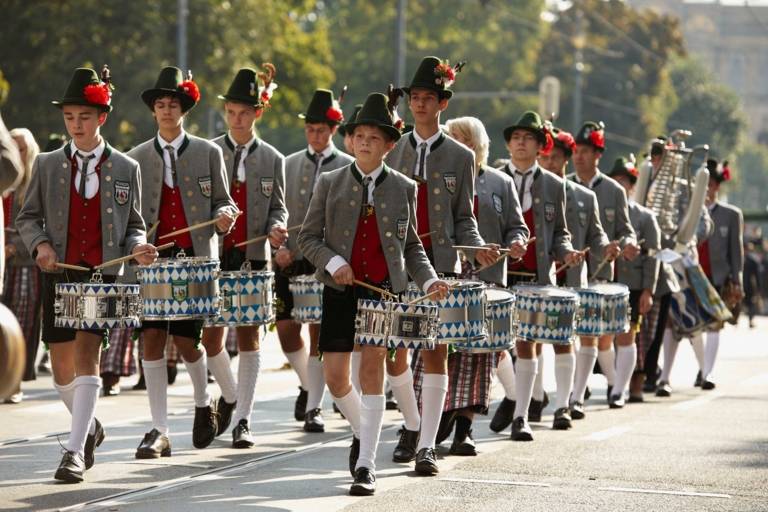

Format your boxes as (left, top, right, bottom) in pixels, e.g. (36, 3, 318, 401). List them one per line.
(77, 152, 95, 198)
(165, 145, 177, 187)
(415, 142, 427, 181)
(516, 170, 530, 202)
(233, 145, 245, 182)
(362, 176, 372, 206)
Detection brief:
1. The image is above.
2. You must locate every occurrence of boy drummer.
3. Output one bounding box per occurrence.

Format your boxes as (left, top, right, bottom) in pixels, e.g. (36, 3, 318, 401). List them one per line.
(17, 66, 156, 482)
(298, 92, 448, 495)
(202, 66, 288, 448)
(128, 66, 238, 458)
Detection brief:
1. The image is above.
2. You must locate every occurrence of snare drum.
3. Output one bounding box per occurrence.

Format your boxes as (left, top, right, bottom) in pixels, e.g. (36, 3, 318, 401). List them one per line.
(289, 275, 324, 323)
(206, 268, 274, 327)
(592, 282, 630, 334)
(138, 255, 220, 320)
(354, 299, 439, 350)
(573, 287, 604, 336)
(55, 272, 142, 330)
(514, 285, 579, 345)
(404, 279, 487, 344)
(455, 288, 516, 353)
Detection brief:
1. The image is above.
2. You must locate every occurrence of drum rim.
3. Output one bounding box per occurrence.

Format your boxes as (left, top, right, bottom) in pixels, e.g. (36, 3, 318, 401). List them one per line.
(139, 256, 219, 268)
(513, 285, 578, 298)
(218, 270, 275, 279)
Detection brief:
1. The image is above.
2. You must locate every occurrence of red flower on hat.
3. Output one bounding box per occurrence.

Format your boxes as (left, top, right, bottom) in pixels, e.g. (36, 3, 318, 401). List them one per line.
(83, 83, 111, 107)
(434, 61, 456, 87)
(326, 106, 344, 123)
(540, 124, 554, 156)
(179, 80, 201, 102)
(589, 128, 605, 149)
(556, 131, 577, 152)
(722, 163, 731, 181)
(626, 162, 638, 178)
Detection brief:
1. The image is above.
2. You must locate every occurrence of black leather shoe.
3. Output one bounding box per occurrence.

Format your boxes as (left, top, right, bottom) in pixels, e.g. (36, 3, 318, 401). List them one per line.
(348, 437, 360, 477)
(609, 394, 625, 409)
(449, 430, 477, 456)
(656, 381, 672, 397)
(132, 374, 146, 391)
(303, 408, 325, 433)
(135, 428, 171, 459)
(489, 397, 516, 433)
(385, 389, 398, 410)
(192, 400, 219, 449)
(349, 467, 376, 496)
(232, 419, 255, 448)
(435, 410, 458, 445)
(103, 383, 120, 397)
(528, 391, 549, 422)
(510, 417, 533, 441)
(694, 370, 702, 387)
(570, 401, 585, 420)
(414, 447, 439, 475)
(701, 379, 716, 390)
(217, 396, 236, 436)
(84, 418, 105, 469)
(294, 387, 308, 421)
(552, 407, 572, 430)
(584, 386, 591, 400)
(628, 394, 644, 403)
(167, 365, 178, 385)
(392, 427, 419, 462)
(54, 450, 85, 483)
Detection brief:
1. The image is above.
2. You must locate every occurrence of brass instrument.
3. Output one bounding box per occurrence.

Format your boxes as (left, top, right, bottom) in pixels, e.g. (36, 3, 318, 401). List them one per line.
(0, 303, 25, 398)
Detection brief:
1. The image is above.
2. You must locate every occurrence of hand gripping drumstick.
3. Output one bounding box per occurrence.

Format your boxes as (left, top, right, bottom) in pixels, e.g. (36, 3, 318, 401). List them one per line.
(505, 236, 537, 265)
(234, 224, 303, 248)
(353, 279, 397, 300)
(589, 238, 646, 281)
(159, 211, 242, 240)
(94, 242, 175, 270)
(553, 247, 591, 275)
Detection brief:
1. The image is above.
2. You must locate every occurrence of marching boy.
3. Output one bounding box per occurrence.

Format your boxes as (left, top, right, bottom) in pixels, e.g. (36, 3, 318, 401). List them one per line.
(298, 92, 448, 495)
(200, 65, 288, 448)
(128, 66, 237, 458)
(17, 66, 156, 482)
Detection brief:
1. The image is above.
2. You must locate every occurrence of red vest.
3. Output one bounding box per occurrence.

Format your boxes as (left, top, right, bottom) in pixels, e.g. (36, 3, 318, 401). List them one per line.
(65, 158, 103, 266)
(3, 193, 12, 229)
(224, 179, 247, 250)
(473, 195, 478, 218)
(156, 183, 193, 249)
(351, 207, 388, 284)
(416, 181, 431, 250)
(698, 239, 712, 279)
(510, 207, 537, 272)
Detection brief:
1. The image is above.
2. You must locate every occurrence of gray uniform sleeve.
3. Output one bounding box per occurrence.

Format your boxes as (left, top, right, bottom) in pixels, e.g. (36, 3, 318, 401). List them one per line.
(552, 181, 573, 261)
(503, 180, 528, 247)
(267, 155, 288, 233)
(404, 181, 438, 289)
(297, 173, 338, 272)
(642, 212, 661, 293)
(210, 145, 238, 230)
(732, 208, 744, 286)
(454, 154, 484, 246)
(586, 194, 609, 261)
(124, 160, 147, 255)
(615, 186, 637, 248)
(16, 157, 49, 256)
(695, 205, 714, 242)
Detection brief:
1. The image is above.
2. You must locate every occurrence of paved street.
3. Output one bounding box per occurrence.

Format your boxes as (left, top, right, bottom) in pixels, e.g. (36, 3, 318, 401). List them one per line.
(1, 318, 766, 512)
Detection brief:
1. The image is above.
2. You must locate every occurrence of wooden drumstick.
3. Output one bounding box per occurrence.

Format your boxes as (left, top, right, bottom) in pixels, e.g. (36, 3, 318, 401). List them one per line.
(506, 236, 537, 264)
(452, 245, 512, 253)
(589, 240, 619, 280)
(94, 242, 175, 270)
(234, 224, 303, 248)
(553, 247, 591, 274)
(507, 270, 536, 277)
(407, 287, 443, 305)
(353, 279, 396, 299)
(418, 230, 436, 239)
(146, 220, 160, 240)
(159, 211, 242, 240)
(55, 262, 90, 272)
(474, 253, 507, 273)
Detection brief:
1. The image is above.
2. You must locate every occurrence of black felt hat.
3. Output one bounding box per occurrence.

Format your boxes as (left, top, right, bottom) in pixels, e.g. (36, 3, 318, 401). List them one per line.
(52, 67, 113, 113)
(344, 93, 401, 142)
(401, 56, 463, 100)
(338, 104, 363, 136)
(608, 156, 638, 184)
(503, 111, 547, 144)
(574, 121, 606, 152)
(218, 68, 262, 107)
(299, 89, 344, 125)
(141, 66, 200, 113)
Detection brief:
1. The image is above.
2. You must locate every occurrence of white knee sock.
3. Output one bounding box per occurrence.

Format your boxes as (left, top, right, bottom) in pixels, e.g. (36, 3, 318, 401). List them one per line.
(496, 354, 516, 400)
(207, 350, 237, 404)
(54, 379, 76, 413)
(306, 355, 327, 411)
(65, 375, 101, 455)
(284, 348, 309, 390)
(572, 345, 598, 403)
(703, 331, 720, 380)
(182, 352, 211, 408)
(597, 348, 616, 387)
(143, 358, 169, 434)
(332, 387, 361, 437)
(690, 333, 706, 372)
(356, 394, 385, 471)
(532, 352, 545, 401)
(233, 350, 261, 425)
(513, 358, 538, 419)
(416, 373, 448, 450)
(659, 329, 679, 383)
(350, 351, 362, 394)
(554, 352, 575, 409)
(387, 368, 421, 431)
(613, 345, 637, 398)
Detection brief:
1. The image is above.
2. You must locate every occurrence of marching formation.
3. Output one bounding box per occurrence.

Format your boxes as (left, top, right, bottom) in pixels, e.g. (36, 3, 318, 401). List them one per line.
(5, 55, 744, 497)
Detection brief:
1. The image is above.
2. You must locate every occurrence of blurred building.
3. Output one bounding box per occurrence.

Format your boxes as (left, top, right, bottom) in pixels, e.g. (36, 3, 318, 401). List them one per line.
(630, 0, 768, 144)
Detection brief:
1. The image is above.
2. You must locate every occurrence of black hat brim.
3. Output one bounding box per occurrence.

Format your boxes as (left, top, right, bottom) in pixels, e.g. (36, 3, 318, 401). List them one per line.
(401, 85, 453, 100)
(503, 125, 546, 144)
(608, 168, 637, 184)
(297, 113, 342, 125)
(52, 98, 112, 113)
(141, 88, 196, 113)
(345, 120, 401, 142)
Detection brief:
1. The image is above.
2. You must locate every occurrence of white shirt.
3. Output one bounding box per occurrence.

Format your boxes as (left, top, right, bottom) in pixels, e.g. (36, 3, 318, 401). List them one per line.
(157, 130, 187, 187)
(227, 132, 258, 182)
(510, 162, 537, 212)
(412, 129, 442, 180)
(325, 163, 436, 292)
(308, 142, 335, 163)
(575, 170, 601, 190)
(71, 139, 105, 200)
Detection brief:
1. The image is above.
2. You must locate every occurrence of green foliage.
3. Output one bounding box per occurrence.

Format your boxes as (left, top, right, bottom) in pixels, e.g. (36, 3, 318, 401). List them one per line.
(726, 145, 768, 213)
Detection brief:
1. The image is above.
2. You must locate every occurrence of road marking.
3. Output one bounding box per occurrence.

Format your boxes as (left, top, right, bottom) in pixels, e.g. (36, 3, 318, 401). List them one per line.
(582, 426, 632, 441)
(599, 486, 731, 499)
(670, 392, 721, 411)
(439, 477, 551, 488)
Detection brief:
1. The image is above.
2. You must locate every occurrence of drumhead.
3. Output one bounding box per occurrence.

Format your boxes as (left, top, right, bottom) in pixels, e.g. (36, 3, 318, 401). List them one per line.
(485, 288, 515, 302)
(218, 270, 275, 279)
(513, 285, 577, 299)
(140, 256, 218, 269)
(444, 278, 485, 290)
(590, 283, 630, 296)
